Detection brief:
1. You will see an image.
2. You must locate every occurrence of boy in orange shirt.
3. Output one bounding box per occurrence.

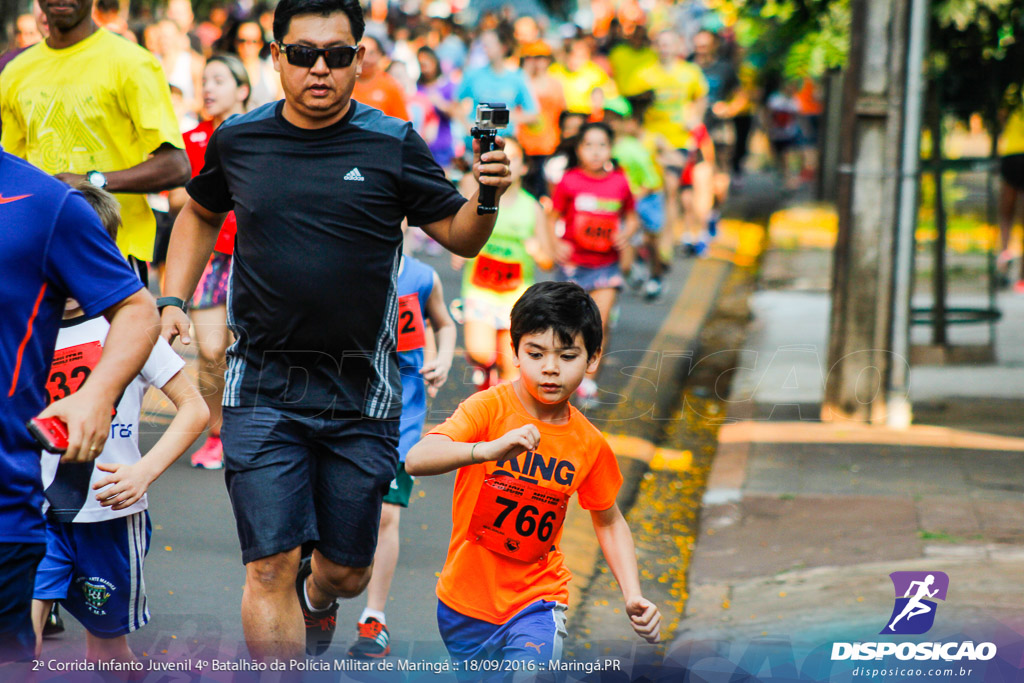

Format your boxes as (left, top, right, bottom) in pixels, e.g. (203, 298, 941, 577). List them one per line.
(406, 281, 660, 666)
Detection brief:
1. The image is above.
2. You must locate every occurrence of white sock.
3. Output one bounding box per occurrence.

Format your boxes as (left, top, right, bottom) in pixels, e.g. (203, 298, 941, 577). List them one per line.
(359, 608, 386, 625)
(303, 576, 333, 613)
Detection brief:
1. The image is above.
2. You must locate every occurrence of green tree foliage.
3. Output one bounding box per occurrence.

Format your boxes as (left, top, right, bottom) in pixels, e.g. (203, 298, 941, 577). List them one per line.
(732, 0, 850, 80)
(928, 0, 1024, 120)
(733, 0, 1023, 118)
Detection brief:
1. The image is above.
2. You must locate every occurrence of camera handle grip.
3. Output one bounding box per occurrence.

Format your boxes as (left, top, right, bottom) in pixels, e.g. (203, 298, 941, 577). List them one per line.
(474, 128, 498, 215)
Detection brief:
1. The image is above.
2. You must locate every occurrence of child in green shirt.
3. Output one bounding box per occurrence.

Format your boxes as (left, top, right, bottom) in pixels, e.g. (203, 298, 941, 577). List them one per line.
(605, 98, 666, 300)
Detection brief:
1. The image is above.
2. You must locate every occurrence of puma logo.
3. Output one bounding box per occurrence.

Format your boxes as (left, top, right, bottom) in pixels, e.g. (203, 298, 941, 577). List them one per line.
(524, 642, 545, 654)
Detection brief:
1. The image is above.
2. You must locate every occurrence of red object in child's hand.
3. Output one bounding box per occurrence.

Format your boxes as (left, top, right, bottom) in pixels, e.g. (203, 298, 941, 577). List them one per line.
(27, 416, 69, 454)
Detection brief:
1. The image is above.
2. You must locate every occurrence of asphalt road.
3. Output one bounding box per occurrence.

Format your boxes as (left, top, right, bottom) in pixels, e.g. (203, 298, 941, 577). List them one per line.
(34, 247, 694, 671)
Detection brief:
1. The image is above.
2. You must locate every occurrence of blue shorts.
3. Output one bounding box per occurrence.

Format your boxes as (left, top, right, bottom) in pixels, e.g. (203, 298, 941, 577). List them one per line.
(636, 193, 665, 234)
(399, 404, 427, 462)
(557, 262, 624, 292)
(437, 599, 568, 671)
(221, 406, 399, 566)
(34, 512, 151, 638)
(0, 542, 45, 661)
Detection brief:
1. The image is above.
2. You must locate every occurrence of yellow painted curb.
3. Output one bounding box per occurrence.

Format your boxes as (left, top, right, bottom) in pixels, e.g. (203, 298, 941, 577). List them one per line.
(709, 218, 765, 267)
(767, 205, 838, 249)
(649, 447, 694, 472)
(719, 421, 1024, 453)
(602, 432, 657, 463)
(601, 433, 695, 472)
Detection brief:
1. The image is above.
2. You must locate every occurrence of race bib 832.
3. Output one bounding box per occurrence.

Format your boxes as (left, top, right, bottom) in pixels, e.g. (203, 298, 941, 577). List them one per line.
(46, 341, 103, 405)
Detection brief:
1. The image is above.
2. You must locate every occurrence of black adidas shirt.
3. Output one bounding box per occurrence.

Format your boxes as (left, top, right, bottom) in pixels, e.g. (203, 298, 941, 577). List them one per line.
(187, 100, 467, 418)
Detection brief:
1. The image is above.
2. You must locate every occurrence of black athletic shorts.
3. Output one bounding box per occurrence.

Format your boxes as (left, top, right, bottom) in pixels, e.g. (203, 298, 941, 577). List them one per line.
(221, 406, 399, 567)
(151, 209, 173, 265)
(1001, 154, 1024, 191)
(127, 255, 149, 289)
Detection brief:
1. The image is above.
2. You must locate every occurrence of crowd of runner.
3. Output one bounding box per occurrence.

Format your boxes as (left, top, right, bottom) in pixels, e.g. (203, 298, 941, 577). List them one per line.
(0, 0, 827, 671)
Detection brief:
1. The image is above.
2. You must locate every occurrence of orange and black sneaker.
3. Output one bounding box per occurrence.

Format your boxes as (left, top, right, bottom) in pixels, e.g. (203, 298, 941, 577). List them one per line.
(347, 617, 391, 659)
(296, 557, 339, 656)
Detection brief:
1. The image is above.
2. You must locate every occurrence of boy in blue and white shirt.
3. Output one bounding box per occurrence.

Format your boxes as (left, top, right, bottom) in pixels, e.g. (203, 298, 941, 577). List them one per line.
(31, 184, 208, 664)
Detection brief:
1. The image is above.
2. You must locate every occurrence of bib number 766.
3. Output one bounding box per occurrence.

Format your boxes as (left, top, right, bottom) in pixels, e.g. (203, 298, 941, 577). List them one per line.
(492, 496, 557, 542)
(468, 475, 569, 562)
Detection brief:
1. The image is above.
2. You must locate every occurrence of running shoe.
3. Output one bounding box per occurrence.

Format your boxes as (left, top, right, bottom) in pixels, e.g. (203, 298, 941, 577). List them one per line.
(190, 434, 223, 470)
(643, 278, 663, 301)
(692, 239, 709, 258)
(575, 378, 599, 408)
(43, 604, 64, 637)
(707, 210, 720, 238)
(297, 557, 339, 656)
(347, 617, 391, 659)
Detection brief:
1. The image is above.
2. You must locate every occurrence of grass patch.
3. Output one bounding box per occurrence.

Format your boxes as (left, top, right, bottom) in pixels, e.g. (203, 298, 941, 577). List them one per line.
(918, 530, 962, 543)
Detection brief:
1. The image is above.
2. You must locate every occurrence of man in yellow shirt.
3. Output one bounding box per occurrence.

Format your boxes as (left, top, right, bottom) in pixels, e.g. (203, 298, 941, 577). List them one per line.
(633, 30, 708, 151)
(548, 37, 618, 116)
(1, 0, 189, 281)
(608, 26, 657, 98)
(631, 29, 708, 254)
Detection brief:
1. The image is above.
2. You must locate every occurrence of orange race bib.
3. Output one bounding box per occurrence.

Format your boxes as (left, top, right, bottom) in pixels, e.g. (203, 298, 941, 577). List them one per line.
(468, 474, 569, 563)
(396, 293, 426, 352)
(45, 341, 103, 405)
(471, 254, 523, 292)
(573, 212, 618, 252)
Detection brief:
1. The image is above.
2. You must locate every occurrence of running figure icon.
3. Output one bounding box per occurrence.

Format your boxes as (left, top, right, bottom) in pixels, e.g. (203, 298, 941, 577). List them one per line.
(888, 574, 938, 631)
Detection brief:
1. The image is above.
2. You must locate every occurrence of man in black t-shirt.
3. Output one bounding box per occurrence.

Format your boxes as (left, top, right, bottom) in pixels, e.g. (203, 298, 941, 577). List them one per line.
(160, 0, 512, 662)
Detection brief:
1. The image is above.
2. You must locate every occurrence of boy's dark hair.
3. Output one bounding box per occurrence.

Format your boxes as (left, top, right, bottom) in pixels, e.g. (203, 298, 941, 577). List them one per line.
(273, 0, 365, 43)
(74, 182, 122, 241)
(510, 282, 602, 360)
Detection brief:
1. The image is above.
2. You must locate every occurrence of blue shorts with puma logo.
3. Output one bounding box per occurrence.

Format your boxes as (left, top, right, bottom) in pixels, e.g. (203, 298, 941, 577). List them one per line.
(437, 598, 568, 675)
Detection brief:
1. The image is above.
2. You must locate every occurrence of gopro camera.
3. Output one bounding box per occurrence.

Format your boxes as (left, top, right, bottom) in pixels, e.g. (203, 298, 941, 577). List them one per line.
(474, 103, 510, 130)
(471, 102, 510, 215)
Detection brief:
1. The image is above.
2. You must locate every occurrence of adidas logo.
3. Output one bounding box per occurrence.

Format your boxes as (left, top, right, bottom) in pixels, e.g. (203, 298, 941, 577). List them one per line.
(344, 167, 365, 181)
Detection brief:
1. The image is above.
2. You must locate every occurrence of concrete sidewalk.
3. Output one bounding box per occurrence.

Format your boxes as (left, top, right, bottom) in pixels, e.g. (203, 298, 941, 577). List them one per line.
(672, 239, 1024, 676)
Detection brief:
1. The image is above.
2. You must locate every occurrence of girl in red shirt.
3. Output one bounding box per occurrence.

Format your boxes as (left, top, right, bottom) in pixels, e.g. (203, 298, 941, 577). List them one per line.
(547, 122, 638, 404)
(174, 54, 249, 469)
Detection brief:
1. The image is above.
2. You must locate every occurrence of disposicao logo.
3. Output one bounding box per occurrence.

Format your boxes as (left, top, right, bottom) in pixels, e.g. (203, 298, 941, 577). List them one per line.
(831, 571, 997, 662)
(881, 571, 948, 635)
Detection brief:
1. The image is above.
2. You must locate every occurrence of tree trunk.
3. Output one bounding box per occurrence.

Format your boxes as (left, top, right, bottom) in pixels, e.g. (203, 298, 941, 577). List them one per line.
(927, 84, 947, 346)
(823, 0, 910, 423)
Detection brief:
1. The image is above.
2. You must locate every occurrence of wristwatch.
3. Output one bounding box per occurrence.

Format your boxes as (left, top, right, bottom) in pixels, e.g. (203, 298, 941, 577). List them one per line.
(156, 296, 188, 313)
(86, 170, 108, 189)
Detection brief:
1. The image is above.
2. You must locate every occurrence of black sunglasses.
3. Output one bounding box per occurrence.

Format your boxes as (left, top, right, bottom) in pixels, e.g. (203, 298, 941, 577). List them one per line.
(278, 42, 359, 69)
